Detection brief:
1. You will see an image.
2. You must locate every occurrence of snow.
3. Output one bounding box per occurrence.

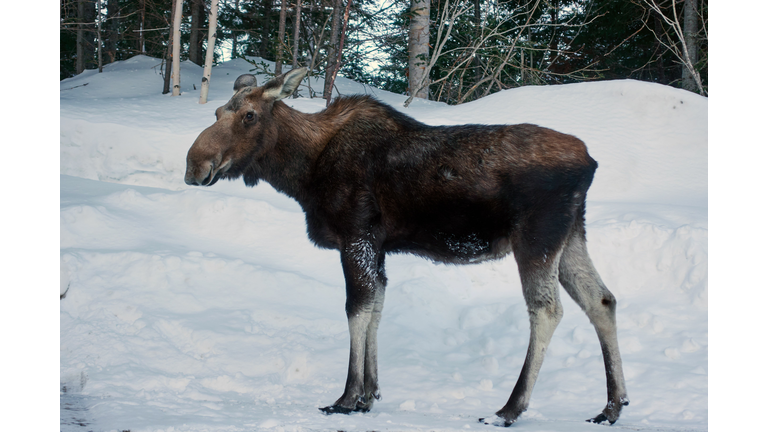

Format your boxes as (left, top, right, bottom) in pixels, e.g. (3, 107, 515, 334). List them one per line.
(58, 55, 708, 431)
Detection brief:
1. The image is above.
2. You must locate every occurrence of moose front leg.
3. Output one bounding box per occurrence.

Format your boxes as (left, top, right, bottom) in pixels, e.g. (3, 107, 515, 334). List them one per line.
(321, 309, 373, 414)
(358, 285, 385, 411)
(320, 239, 386, 415)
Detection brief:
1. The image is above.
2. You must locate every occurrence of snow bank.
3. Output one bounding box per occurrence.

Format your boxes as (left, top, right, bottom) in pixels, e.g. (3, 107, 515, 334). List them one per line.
(60, 56, 707, 431)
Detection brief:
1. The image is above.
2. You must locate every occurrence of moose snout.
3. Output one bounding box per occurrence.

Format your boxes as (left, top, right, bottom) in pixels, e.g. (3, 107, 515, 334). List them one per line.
(184, 160, 213, 186)
(186, 123, 234, 186)
(185, 151, 234, 187)
(185, 143, 220, 186)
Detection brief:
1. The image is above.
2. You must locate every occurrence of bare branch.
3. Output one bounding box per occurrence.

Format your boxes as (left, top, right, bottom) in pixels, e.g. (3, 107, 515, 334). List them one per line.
(638, 0, 706, 95)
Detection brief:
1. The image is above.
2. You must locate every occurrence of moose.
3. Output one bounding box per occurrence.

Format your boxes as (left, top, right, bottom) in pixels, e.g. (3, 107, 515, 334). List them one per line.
(185, 67, 629, 427)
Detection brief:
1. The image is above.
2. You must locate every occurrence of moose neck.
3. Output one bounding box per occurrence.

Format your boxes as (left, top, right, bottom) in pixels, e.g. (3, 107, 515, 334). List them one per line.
(258, 100, 347, 207)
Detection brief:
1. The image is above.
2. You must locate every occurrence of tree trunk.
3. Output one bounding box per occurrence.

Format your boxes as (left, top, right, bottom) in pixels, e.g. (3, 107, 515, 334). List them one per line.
(138, 0, 146, 54)
(473, 0, 481, 99)
(292, 0, 302, 70)
(408, 0, 430, 99)
(97, 0, 103, 72)
(548, 0, 559, 61)
(305, 0, 326, 96)
(189, 0, 204, 66)
(275, 0, 288, 75)
(171, 0, 184, 96)
(76, 0, 85, 74)
(324, 0, 342, 100)
(259, 0, 273, 58)
(84, 0, 96, 69)
(654, 10, 666, 84)
(325, 0, 351, 106)
(199, 0, 220, 104)
(105, 0, 118, 63)
(681, 0, 699, 92)
(76, 0, 96, 74)
(231, 0, 239, 59)
(163, 0, 179, 94)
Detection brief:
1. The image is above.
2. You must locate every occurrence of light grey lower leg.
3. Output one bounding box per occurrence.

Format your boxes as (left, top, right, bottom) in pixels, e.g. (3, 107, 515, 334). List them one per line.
(360, 288, 385, 410)
(327, 309, 373, 412)
(559, 234, 628, 423)
(321, 239, 381, 414)
(493, 254, 563, 425)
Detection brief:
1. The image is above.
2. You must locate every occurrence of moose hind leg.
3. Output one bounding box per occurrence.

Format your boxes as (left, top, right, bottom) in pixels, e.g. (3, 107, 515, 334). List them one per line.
(320, 239, 386, 415)
(558, 228, 629, 424)
(485, 249, 564, 427)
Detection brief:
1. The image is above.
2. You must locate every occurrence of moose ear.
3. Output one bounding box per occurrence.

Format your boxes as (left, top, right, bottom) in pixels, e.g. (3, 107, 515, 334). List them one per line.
(263, 67, 308, 101)
(233, 74, 257, 93)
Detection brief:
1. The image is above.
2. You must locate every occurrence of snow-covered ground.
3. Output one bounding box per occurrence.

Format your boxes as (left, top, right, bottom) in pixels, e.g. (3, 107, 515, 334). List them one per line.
(59, 56, 707, 432)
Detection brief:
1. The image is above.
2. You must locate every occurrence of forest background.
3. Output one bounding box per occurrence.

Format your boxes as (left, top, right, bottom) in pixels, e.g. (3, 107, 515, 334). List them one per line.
(59, 0, 708, 103)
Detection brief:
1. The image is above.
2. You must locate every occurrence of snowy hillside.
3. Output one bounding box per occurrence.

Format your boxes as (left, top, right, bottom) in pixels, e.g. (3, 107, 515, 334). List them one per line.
(60, 56, 707, 432)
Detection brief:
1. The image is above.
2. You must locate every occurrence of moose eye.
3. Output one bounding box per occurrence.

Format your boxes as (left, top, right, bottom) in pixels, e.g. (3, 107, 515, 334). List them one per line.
(244, 111, 257, 123)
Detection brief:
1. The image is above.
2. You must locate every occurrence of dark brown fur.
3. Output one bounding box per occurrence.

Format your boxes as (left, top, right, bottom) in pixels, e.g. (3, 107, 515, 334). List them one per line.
(185, 68, 628, 426)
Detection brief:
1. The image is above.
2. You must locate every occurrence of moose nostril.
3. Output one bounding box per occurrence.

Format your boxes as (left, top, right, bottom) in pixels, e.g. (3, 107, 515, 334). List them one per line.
(185, 161, 213, 186)
(201, 165, 214, 185)
(184, 166, 203, 186)
(184, 174, 200, 186)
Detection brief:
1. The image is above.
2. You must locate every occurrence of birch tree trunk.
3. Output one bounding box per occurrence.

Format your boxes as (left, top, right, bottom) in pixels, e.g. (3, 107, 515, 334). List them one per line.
(199, 0, 220, 104)
(171, 0, 184, 96)
(641, 0, 705, 95)
(404, 0, 467, 107)
(408, 0, 430, 99)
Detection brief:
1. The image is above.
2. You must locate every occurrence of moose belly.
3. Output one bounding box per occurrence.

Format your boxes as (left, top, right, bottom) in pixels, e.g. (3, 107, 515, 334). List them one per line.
(385, 222, 516, 265)
(387, 232, 514, 264)
(381, 196, 518, 264)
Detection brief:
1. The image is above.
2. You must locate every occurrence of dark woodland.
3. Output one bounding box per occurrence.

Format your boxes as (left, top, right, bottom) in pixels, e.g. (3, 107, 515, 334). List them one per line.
(60, 0, 707, 102)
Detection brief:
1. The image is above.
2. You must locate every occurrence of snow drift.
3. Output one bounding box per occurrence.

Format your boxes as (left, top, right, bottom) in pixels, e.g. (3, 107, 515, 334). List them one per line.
(61, 55, 707, 432)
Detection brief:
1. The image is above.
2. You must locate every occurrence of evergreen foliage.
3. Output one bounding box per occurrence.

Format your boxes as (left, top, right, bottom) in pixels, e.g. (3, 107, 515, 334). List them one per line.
(60, 0, 708, 98)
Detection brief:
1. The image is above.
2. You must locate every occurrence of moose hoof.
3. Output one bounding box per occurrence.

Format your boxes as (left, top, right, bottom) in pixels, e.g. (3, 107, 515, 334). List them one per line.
(587, 413, 615, 425)
(478, 414, 514, 427)
(354, 399, 373, 413)
(319, 396, 372, 415)
(587, 397, 629, 425)
(319, 405, 354, 415)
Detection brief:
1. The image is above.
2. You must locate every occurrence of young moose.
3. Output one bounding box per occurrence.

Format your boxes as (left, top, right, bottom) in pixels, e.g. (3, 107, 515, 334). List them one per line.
(185, 68, 629, 426)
